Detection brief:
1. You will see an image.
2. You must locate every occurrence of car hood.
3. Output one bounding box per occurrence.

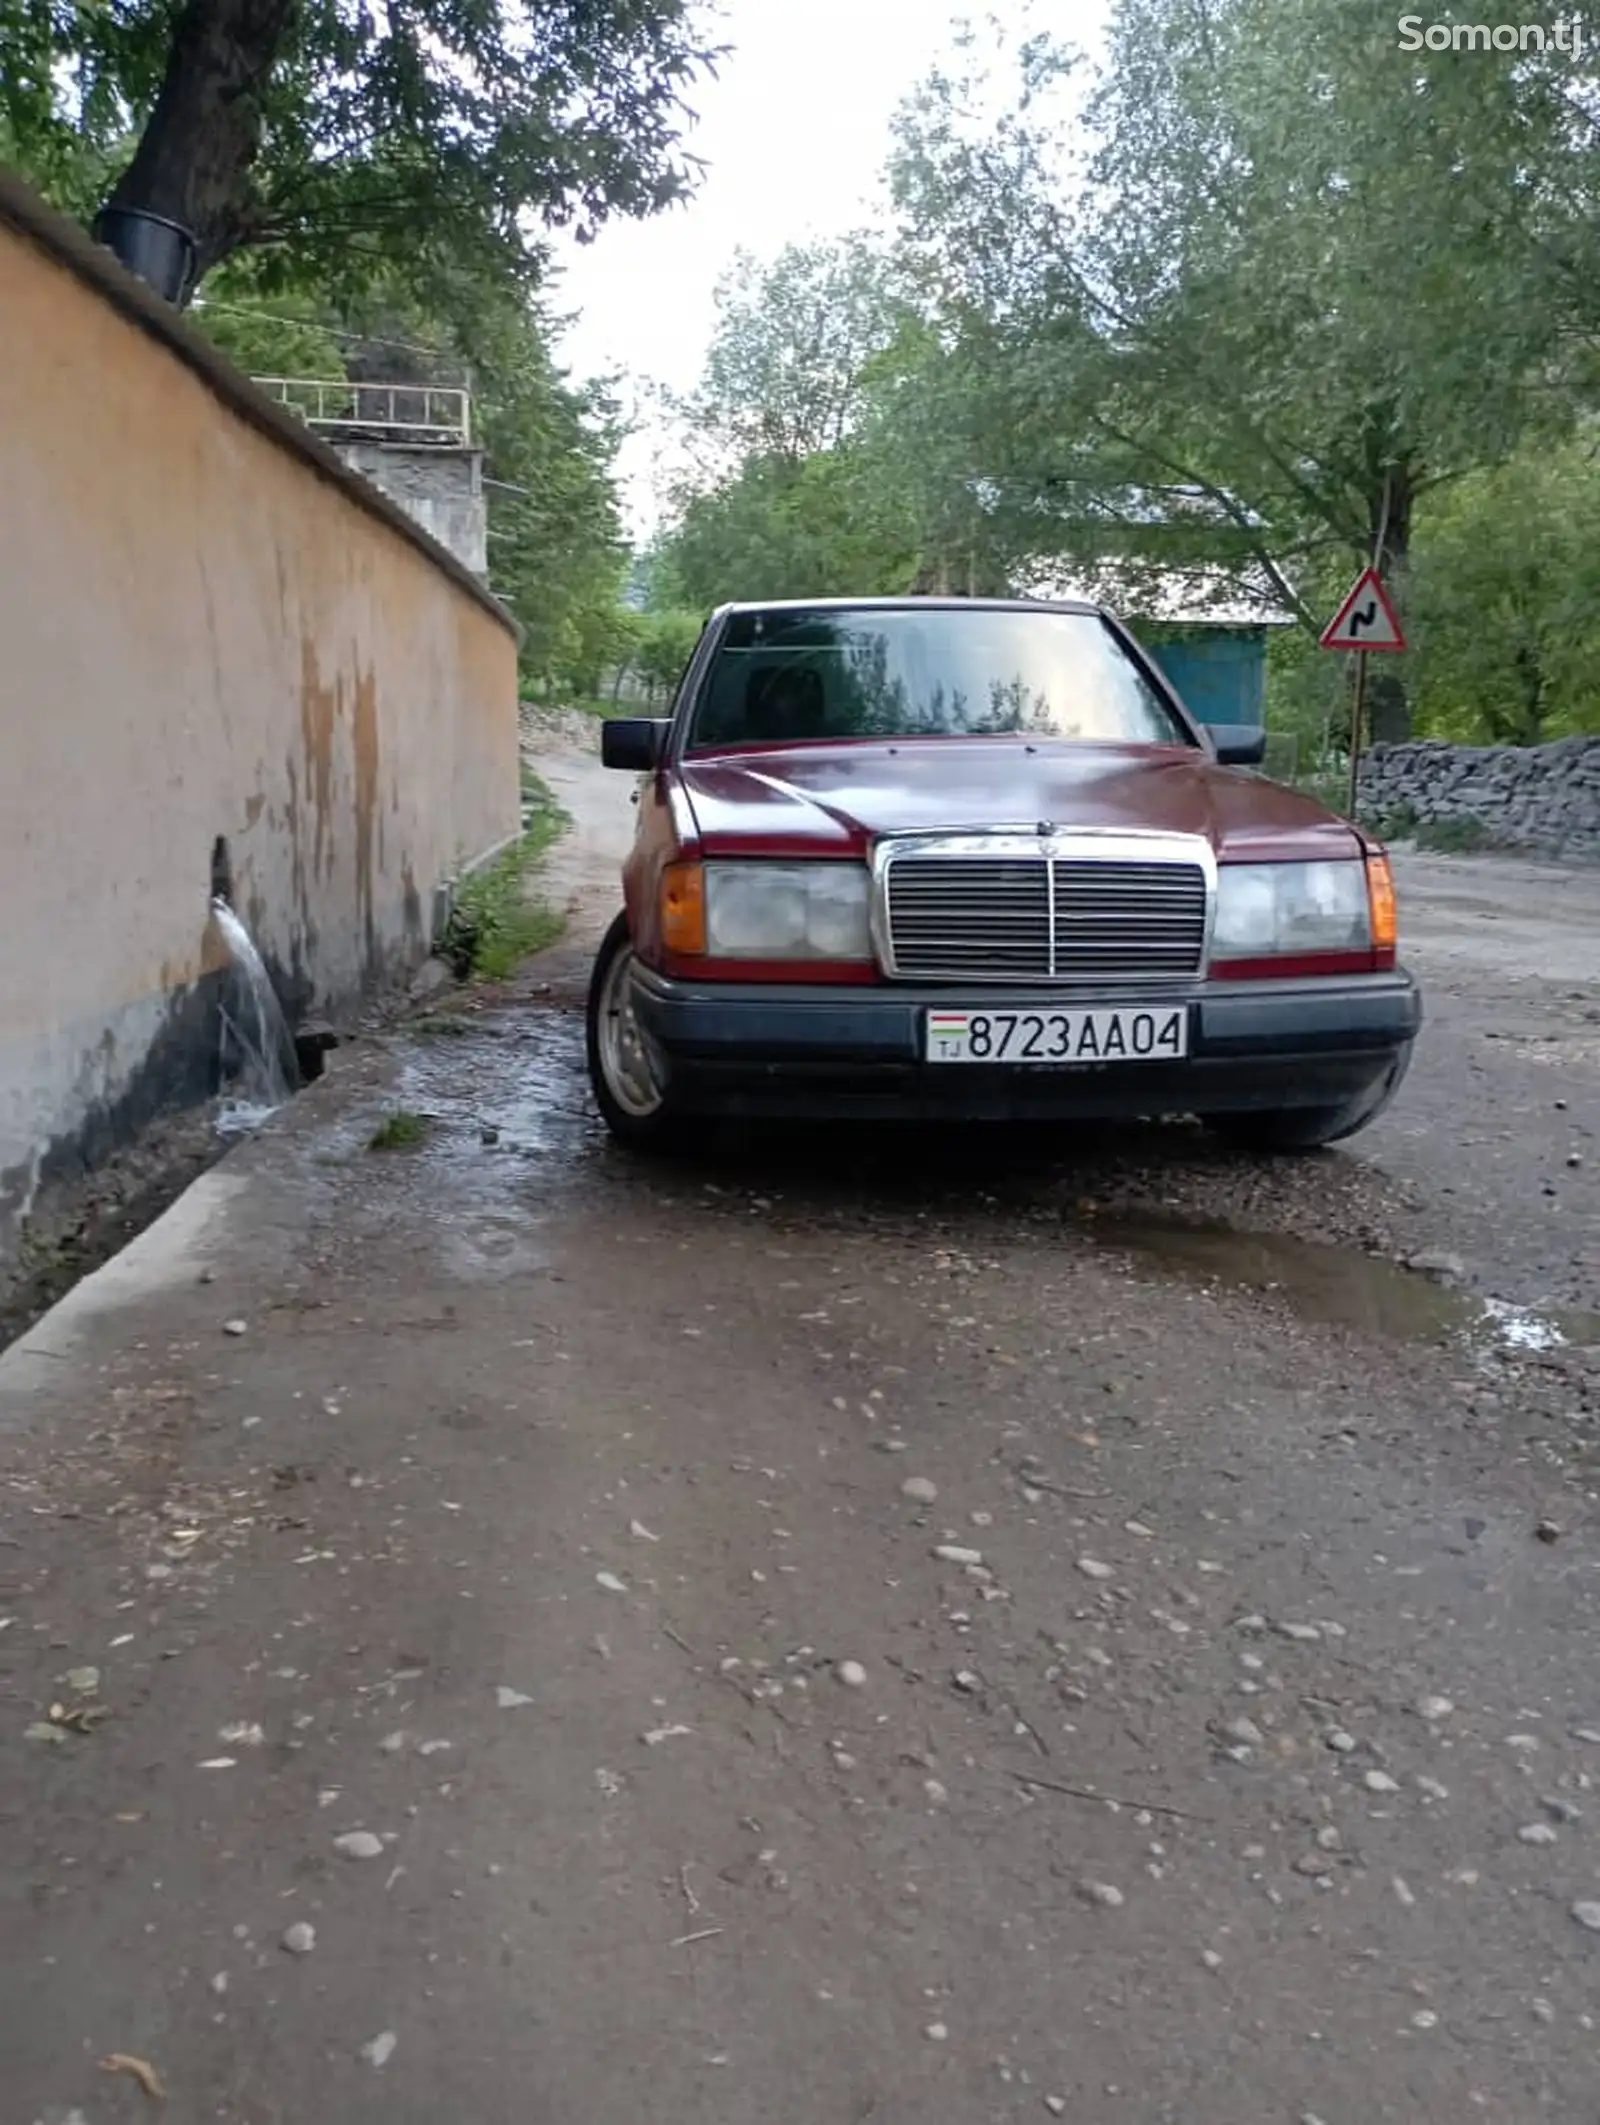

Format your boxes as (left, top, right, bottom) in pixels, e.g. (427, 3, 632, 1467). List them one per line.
(677, 739, 1360, 862)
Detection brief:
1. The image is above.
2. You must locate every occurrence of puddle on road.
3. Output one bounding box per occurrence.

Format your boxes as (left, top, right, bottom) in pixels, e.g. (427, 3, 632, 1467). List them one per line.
(1085, 1214, 1599, 1353)
(379, 1003, 1596, 1349)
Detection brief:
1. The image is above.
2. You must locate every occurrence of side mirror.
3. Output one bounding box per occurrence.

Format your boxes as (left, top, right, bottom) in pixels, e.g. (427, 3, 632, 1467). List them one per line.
(1209, 724, 1267, 767)
(601, 717, 670, 772)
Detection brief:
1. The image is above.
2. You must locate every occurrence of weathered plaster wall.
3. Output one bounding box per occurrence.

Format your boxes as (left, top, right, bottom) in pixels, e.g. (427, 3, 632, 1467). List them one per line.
(0, 178, 521, 1248)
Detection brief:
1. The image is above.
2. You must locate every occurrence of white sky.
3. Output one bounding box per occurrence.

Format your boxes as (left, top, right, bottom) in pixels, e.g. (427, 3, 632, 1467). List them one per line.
(549, 0, 1110, 539)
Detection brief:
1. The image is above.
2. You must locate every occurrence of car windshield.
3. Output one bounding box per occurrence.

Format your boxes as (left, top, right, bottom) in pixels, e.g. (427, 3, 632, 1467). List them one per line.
(684, 606, 1190, 751)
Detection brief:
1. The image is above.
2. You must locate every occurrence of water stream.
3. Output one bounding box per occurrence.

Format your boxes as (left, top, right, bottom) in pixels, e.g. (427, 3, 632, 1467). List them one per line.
(211, 898, 298, 1135)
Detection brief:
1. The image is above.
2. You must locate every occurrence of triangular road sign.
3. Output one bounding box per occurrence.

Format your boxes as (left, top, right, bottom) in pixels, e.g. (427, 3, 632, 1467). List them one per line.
(1319, 566, 1406, 652)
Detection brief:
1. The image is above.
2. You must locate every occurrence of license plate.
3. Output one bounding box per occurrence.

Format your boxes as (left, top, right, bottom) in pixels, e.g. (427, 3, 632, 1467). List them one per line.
(924, 1005, 1189, 1065)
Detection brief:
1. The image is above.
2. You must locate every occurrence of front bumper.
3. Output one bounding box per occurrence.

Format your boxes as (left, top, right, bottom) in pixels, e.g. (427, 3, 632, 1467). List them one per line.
(628, 967, 1422, 1123)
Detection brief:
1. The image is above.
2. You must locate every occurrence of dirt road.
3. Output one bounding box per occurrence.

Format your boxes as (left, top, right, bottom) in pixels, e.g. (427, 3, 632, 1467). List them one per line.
(2, 737, 1596, 2125)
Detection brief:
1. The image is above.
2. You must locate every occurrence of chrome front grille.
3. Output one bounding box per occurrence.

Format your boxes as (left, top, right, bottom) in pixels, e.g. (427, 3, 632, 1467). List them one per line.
(886, 858, 1051, 979)
(880, 837, 1211, 983)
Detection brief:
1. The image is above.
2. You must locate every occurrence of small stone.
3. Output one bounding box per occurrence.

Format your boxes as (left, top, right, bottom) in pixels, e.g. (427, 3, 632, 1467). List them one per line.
(924, 2022, 949, 2043)
(1077, 1880, 1124, 1909)
(1518, 1822, 1558, 1845)
(1076, 1557, 1114, 1581)
(595, 1572, 628, 1594)
(1415, 1695, 1455, 1722)
(334, 1831, 385, 1860)
(1571, 1900, 1600, 1932)
(379, 1730, 408, 1753)
(1277, 1622, 1321, 1642)
(495, 1687, 533, 1709)
(1531, 1997, 1556, 2024)
(1572, 1727, 1600, 1746)
(1046, 2101, 1067, 2117)
(1201, 1949, 1223, 1971)
(1221, 1717, 1264, 1749)
(1392, 1875, 1416, 1906)
(1411, 2009, 1438, 2031)
(63, 1667, 100, 1695)
(1365, 1771, 1401, 1794)
(1507, 1734, 1541, 1752)
(281, 1922, 316, 1955)
(1417, 1776, 1450, 1801)
(923, 1778, 949, 1805)
(835, 1660, 868, 1688)
(1535, 1519, 1562, 1544)
(1316, 1826, 1342, 1851)
(933, 1545, 984, 1566)
(223, 1319, 249, 1337)
(1294, 1852, 1334, 1877)
(901, 1476, 939, 1503)
(1326, 1729, 1357, 1754)
(952, 1669, 982, 1693)
(24, 1722, 71, 1746)
(629, 1520, 660, 1543)
(210, 1972, 228, 1995)
(360, 2031, 397, 2068)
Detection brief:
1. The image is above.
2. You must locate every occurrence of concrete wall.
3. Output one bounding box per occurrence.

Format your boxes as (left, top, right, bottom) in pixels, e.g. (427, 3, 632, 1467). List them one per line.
(332, 441, 489, 578)
(1359, 735, 1600, 861)
(0, 176, 522, 1246)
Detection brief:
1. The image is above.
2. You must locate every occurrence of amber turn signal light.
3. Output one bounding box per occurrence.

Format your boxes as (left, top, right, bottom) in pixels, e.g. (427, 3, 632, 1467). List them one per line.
(660, 860, 707, 955)
(1366, 851, 1397, 953)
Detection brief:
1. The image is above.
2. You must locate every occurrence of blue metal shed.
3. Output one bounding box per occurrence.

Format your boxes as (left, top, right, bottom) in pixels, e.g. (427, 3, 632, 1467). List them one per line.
(1024, 561, 1295, 738)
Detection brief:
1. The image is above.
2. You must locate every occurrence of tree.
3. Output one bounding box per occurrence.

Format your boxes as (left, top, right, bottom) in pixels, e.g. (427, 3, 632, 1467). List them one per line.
(680, 237, 908, 471)
(4, 0, 721, 294)
(1409, 437, 1600, 743)
(889, 0, 1600, 735)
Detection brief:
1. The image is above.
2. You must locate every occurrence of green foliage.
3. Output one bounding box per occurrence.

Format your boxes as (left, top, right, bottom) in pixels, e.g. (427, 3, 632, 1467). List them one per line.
(629, 608, 705, 702)
(442, 773, 569, 981)
(1408, 438, 1600, 742)
(369, 1109, 429, 1150)
(3, 0, 722, 290)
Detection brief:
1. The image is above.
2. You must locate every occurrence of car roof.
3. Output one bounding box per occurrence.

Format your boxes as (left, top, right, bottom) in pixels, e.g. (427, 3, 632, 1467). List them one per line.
(714, 595, 1107, 619)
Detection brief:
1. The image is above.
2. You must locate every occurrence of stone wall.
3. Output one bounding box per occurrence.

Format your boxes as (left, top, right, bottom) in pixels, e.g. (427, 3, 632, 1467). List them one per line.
(1358, 735, 1600, 860)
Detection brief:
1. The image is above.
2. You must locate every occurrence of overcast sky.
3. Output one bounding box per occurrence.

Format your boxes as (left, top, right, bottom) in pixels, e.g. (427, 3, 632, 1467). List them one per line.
(549, 0, 1109, 538)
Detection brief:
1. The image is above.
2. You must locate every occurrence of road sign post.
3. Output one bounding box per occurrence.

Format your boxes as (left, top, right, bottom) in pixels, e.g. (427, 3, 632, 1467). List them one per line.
(1318, 566, 1406, 817)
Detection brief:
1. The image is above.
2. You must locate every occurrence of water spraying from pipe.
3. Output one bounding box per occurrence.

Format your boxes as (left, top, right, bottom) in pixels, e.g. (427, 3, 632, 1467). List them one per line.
(210, 897, 299, 1135)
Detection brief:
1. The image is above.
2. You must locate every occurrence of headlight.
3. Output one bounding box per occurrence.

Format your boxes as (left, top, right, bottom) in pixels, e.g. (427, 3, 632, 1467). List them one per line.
(1213, 861, 1371, 958)
(704, 862, 872, 960)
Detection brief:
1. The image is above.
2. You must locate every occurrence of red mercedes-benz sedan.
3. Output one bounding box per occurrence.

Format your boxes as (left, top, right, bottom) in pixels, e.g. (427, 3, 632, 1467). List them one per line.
(585, 598, 1420, 1153)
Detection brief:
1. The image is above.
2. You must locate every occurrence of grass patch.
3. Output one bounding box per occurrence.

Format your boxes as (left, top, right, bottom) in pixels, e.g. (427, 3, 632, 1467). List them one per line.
(1414, 814, 1496, 854)
(369, 1109, 429, 1151)
(412, 1013, 474, 1039)
(443, 772, 570, 981)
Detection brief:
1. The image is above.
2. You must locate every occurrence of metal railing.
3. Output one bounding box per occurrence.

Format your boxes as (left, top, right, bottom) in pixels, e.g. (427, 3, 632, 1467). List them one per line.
(254, 377, 472, 446)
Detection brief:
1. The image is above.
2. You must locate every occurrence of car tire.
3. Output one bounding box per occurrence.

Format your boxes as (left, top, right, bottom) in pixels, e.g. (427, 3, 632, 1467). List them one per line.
(586, 913, 678, 1149)
(1208, 1048, 1412, 1155)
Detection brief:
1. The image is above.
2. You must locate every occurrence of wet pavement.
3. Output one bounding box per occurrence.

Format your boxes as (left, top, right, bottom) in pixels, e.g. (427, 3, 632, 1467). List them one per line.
(1, 740, 1597, 2124)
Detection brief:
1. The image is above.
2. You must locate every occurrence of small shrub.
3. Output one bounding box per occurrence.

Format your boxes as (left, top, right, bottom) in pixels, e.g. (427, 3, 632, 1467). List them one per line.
(443, 773, 570, 980)
(369, 1109, 429, 1151)
(1414, 814, 1495, 854)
